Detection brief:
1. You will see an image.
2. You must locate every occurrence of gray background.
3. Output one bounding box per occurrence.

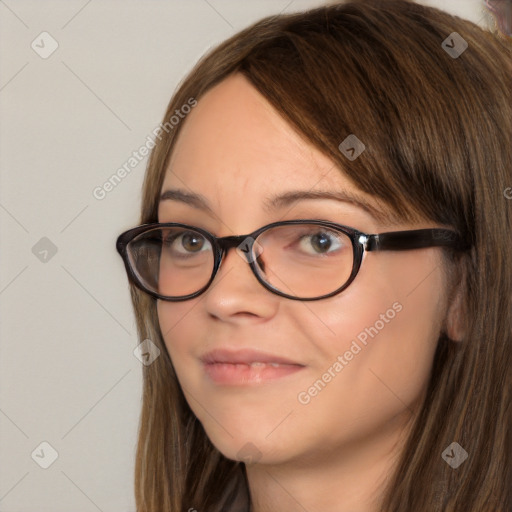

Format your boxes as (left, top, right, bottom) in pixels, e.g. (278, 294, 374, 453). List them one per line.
(0, 1, 493, 510)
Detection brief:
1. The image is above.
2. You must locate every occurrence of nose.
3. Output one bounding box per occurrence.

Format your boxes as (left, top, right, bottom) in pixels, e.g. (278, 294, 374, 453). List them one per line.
(215, 234, 268, 276)
(216, 234, 252, 253)
(215, 235, 257, 277)
(203, 235, 277, 320)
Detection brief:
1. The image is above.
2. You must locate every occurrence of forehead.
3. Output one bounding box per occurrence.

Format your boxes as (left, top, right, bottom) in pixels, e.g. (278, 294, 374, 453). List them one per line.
(159, 73, 395, 226)
(165, 74, 335, 184)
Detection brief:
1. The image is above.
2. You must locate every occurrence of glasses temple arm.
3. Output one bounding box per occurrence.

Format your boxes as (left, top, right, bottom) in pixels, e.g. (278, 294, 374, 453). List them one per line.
(365, 229, 470, 251)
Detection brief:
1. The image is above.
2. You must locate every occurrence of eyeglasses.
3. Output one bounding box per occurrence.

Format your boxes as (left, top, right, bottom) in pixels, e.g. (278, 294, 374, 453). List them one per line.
(116, 220, 470, 302)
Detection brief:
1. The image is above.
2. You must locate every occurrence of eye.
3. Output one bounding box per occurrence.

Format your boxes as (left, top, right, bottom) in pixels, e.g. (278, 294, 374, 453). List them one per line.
(296, 229, 346, 255)
(165, 230, 211, 255)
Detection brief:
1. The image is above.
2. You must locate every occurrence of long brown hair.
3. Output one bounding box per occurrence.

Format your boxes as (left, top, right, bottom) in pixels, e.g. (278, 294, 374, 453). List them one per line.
(127, 1, 512, 510)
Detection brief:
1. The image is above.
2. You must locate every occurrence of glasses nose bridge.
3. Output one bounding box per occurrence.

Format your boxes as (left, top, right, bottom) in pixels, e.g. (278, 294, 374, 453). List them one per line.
(216, 233, 255, 260)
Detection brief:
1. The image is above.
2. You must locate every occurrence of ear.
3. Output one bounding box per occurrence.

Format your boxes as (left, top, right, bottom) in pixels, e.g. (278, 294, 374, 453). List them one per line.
(445, 283, 465, 342)
(443, 261, 467, 342)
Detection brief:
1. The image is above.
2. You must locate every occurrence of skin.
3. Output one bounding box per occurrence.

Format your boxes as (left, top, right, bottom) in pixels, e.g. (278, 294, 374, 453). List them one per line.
(156, 73, 462, 512)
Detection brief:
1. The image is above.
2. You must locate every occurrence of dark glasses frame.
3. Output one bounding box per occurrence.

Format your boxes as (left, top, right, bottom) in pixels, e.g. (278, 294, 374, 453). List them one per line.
(116, 219, 471, 302)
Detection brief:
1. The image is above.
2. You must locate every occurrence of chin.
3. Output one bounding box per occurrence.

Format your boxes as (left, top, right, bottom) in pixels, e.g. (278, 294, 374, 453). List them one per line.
(199, 422, 290, 465)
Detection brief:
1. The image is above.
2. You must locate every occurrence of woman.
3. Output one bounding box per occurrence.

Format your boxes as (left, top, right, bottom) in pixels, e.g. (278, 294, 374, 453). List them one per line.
(116, 0, 511, 510)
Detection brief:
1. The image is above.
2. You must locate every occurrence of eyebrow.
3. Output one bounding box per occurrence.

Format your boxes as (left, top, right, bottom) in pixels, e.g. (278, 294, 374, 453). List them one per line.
(159, 188, 399, 225)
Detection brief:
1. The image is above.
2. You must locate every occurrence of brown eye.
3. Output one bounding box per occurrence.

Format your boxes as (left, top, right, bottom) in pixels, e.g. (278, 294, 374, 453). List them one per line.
(180, 232, 206, 252)
(165, 230, 211, 256)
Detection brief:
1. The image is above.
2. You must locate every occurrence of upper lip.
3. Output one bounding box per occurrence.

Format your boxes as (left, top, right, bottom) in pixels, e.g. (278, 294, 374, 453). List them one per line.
(201, 348, 304, 366)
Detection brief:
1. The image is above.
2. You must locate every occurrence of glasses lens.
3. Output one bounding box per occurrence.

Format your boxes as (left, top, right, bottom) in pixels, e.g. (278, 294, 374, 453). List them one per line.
(254, 224, 354, 299)
(126, 226, 214, 298)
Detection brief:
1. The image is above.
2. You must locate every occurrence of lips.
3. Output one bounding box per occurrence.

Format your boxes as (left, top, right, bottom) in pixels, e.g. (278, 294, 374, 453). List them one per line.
(200, 348, 305, 385)
(201, 348, 303, 366)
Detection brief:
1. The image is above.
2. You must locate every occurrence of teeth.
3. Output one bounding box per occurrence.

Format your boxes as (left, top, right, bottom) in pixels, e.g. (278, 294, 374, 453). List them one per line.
(247, 362, 281, 367)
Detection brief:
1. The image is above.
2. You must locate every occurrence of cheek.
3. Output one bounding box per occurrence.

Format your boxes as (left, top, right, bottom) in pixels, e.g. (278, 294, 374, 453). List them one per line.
(156, 300, 197, 364)
(292, 250, 445, 433)
(314, 249, 445, 360)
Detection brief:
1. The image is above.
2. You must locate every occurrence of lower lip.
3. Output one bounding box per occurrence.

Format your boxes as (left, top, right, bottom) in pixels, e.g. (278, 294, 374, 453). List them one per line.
(203, 362, 304, 385)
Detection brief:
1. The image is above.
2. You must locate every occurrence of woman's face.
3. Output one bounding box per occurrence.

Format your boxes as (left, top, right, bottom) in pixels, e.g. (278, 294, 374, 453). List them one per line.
(157, 73, 450, 466)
